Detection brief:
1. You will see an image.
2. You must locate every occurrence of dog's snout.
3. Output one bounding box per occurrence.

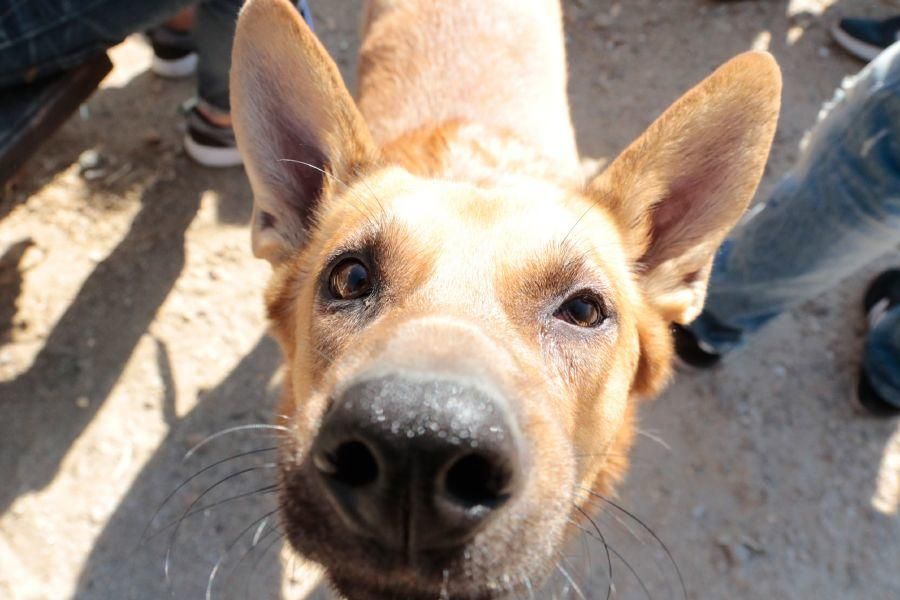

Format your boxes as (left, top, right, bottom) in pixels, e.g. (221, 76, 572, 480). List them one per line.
(310, 374, 525, 551)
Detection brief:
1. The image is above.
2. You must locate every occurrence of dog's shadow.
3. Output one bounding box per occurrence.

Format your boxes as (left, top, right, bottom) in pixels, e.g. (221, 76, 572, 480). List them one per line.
(72, 335, 332, 600)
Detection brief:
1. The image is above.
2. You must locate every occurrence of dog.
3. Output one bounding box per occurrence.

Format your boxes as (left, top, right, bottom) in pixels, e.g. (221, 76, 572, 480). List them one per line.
(229, 0, 781, 597)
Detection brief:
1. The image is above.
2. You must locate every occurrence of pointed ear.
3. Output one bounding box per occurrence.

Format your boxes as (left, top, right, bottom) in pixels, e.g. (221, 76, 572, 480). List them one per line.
(591, 51, 781, 323)
(231, 0, 377, 263)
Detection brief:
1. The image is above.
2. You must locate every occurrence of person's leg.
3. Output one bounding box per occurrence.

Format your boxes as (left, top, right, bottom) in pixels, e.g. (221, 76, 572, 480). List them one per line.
(686, 41, 900, 355)
(0, 0, 196, 87)
(192, 0, 313, 117)
(147, 8, 199, 79)
(192, 0, 244, 116)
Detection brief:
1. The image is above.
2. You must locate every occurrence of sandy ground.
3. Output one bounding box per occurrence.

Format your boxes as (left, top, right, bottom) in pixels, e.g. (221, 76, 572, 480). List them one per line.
(2, 0, 899, 598)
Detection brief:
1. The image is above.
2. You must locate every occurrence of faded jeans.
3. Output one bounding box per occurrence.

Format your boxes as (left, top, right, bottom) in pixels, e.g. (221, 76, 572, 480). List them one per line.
(0, 0, 313, 111)
(688, 41, 900, 407)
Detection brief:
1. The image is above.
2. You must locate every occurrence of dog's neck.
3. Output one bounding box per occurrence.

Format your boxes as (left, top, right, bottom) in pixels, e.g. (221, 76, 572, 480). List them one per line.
(357, 0, 580, 175)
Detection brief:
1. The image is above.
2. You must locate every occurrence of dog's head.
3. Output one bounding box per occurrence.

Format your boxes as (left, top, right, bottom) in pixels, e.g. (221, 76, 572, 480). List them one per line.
(231, 1, 780, 597)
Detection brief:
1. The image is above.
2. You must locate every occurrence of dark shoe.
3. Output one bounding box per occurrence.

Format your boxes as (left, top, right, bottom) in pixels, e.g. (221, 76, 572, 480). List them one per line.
(672, 324, 722, 369)
(0, 53, 113, 187)
(146, 26, 197, 79)
(858, 269, 900, 417)
(858, 371, 900, 417)
(863, 269, 900, 325)
(183, 105, 242, 168)
(831, 16, 900, 62)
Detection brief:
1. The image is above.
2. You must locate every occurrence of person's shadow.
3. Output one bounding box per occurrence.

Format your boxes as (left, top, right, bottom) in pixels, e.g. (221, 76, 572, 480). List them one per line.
(70, 334, 333, 599)
(0, 69, 253, 516)
(0, 173, 197, 513)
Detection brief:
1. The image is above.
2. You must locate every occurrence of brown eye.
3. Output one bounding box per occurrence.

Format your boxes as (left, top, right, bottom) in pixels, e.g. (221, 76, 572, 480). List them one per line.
(328, 259, 373, 300)
(556, 294, 605, 328)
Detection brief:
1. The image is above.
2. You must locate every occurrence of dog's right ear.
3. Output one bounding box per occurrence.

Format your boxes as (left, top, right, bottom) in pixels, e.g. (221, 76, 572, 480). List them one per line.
(232, 0, 376, 263)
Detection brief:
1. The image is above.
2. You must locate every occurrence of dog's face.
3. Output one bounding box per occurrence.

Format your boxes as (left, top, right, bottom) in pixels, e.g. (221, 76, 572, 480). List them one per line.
(231, 1, 780, 598)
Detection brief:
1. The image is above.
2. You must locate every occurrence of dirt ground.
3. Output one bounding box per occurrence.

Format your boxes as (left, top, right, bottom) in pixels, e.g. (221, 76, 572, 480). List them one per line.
(2, 0, 899, 598)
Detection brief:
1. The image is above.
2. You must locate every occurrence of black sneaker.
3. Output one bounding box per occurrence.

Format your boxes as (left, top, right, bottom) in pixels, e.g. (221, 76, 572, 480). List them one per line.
(831, 16, 900, 62)
(183, 105, 242, 168)
(146, 26, 197, 79)
(672, 324, 722, 369)
(858, 269, 900, 417)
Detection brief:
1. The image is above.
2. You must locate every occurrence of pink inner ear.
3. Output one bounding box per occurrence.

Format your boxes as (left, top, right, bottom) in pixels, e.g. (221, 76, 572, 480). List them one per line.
(257, 106, 329, 231)
(644, 148, 734, 267)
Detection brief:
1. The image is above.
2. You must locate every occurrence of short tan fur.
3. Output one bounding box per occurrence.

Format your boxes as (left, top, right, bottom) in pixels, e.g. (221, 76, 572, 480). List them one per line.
(231, 1, 781, 597)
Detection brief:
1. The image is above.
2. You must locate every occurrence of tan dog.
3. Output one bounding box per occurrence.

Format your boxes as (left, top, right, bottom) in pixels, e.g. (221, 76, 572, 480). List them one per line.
(230, 0, 780, 597)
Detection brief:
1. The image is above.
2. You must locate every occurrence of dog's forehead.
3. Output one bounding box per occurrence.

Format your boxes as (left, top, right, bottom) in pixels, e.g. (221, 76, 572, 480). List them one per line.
(382, 175, 623, 261)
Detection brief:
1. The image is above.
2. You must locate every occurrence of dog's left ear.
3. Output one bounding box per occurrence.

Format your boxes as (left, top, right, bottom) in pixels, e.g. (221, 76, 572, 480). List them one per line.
(231, 0, 376, 264)
(591, 51, 781, 323)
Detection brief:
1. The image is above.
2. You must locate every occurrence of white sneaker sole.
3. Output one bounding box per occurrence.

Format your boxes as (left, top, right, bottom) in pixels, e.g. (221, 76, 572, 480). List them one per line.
(183, 135, 243, 168)
(830, 23, 884, 62)
(151, 53, 198, 79)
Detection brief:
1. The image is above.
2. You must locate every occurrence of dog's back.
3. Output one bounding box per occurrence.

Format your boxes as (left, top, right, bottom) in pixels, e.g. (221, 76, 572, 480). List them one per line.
(358, 0, 579, 171)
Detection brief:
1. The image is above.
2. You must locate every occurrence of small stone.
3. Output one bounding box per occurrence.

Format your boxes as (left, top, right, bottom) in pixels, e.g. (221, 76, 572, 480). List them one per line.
(75, 396, 90, 409)
(184, 432, 207, 451)
(78, 149, 104, 173)
(772, 365, 787, 377)
(717, 536, 752, 566)
(818, 46, 831, 58)
(89, 506, 107, 524)
(19, 243, 44, 271)
(143, 129, 162, 146)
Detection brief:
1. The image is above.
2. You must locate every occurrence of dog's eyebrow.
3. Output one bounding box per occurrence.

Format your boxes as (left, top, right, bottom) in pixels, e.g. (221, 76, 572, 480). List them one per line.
(328, 224, 383, 259)
(325, 218, 436, 282)
(515, 242, 603, 299)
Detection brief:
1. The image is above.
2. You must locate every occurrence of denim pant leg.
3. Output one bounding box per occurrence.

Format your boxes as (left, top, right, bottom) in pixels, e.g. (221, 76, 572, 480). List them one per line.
(194, 0, 312, 111)
(0, 0, 196, 87)
(193, 0, 244, 112)
(688, 41, 900, 358)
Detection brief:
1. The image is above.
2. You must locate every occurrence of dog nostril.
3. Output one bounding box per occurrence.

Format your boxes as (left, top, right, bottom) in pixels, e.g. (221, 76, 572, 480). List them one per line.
(317, 440, 379, 487)
(443, 453, 513, 509)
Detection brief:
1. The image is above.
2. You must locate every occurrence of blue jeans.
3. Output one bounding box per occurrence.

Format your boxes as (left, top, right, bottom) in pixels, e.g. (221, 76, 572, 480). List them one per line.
(688, 41, 900, 406)
(0, 0, 313, 111)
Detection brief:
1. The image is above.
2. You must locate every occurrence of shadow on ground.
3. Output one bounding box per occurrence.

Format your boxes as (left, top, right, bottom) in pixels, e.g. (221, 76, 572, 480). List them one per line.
(0, 69, 253, 515)
(71, 335, 296, 599)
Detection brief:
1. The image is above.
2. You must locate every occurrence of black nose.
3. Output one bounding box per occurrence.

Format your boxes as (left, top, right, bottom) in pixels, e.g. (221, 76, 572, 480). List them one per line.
(310, 374, 525, 551)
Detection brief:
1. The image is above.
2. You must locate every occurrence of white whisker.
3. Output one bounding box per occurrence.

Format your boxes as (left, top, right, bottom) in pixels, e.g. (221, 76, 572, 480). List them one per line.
(183, 425, 290, 461)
